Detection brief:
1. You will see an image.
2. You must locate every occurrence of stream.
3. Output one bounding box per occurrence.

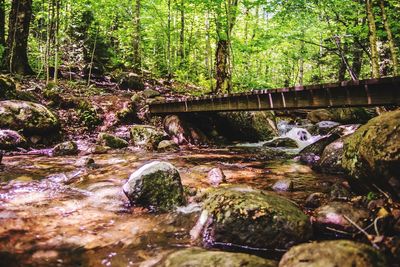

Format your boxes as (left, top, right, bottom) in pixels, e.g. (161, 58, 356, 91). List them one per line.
(0, 135, 346, 266)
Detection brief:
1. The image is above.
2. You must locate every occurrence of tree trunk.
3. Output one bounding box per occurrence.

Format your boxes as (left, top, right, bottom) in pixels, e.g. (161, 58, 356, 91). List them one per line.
(366, 0, 380, 78)
(179, 0, 184, 65)
(352, 44, 363, 79)
(379, 0, 398, 75)
(3, 0, 34, 75)
(0, 0, 5, 47)
(215, 39, 229, 94)
(133, 0, 141, 70)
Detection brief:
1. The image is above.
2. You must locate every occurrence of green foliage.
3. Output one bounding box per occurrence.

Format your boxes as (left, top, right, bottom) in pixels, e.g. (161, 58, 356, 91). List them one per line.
(77, 101, 101, 129)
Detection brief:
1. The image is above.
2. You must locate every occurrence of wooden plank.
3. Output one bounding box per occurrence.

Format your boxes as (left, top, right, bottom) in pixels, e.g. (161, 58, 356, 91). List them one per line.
(149, 77, 400, 114)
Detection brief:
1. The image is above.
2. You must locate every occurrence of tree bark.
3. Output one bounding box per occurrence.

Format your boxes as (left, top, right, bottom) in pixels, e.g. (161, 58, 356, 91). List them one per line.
(379, 0, 398, 75)
(366, 0, 380, 78)
(179, 0, 184, 65)
(0, 0, 5, 47)
(215, 39, 229, 93)
(3, 0, 34, 75)
(133, 0, 141, 70)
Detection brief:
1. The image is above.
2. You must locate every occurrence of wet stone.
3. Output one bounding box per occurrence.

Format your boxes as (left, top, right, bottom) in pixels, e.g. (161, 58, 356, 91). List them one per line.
(97, 132, 129, 149)
(192, 186, 312, 250)
(157, 140, 179, 152)
(313, 201, 370, 233)
(52, 141, 79, 156)
(123, 161, 186, 211)
(0, 129, 27, 150)
(272, 179, 294, 192)
(264, 137, 298, 148)
(305, 192, 326, 208)
(207, 168, 226, 187)
(279, 240, 387, 267)
(163, 248, 278, 267)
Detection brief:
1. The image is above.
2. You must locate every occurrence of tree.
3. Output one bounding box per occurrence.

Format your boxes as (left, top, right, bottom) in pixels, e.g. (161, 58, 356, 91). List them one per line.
(133, 0, 141, 69)
(0, 0, 5, 47)
(3, 0, 34, 75)
(379, 0, 398, 75)
(366, 0, 380, 78)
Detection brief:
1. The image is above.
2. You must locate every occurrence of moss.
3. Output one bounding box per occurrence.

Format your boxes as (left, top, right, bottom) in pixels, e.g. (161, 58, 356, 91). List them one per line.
(98, 133, 128, 149)
(130, 125, 164, 150)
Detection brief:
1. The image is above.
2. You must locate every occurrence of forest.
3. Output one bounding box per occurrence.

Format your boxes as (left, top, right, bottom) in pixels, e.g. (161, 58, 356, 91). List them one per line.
(1, 0, 399, 93)
(0, 0, 400, 267)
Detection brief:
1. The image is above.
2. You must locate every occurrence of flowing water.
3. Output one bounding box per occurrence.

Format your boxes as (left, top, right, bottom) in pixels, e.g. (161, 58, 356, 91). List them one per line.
(0, 145, 345, 266)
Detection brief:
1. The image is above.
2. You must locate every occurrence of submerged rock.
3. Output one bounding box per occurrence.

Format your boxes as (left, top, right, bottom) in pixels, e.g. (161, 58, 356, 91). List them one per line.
(279, 240, 387, 267)
(163, 248, 277, 267)
(342, 110, 400, 198)
(97, 133, 129, 149)
(264, 137, 298, 148)
(130, 125, 165, 150)
(157, 140, 180, 152)
(123, 161, 186, 211)
(192, 186, 312, 250)
(52, 141, 79, 156)
(0, 129, 27, 150)
(313, 201, 370, 233)
(207, 168, 226, 187)
(0, 100, 59, 135)
(272, 179, 294, 192)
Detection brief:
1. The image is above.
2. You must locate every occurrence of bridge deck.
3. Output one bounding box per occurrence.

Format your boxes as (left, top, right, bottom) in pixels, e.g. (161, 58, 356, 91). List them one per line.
(149, 77, 400, 114)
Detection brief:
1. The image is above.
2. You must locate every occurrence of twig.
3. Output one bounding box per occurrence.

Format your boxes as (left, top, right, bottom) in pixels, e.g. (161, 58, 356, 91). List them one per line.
(343, 215, 379, 249)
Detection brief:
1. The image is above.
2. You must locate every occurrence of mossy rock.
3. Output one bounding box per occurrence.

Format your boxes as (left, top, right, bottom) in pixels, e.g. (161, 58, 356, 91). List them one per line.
(214, 111, 278, 142)
(279, 240, 387, 267)
(0, 100, 59, 135)
(52, 141, 79, 156)
(341, 110, 400, 197)
(122, 161, 186, 211)
(130, 125, 165, 150)
(97, 133, 128, 149)
(0, 130, 27, 150)
(157, 140, 179, 152)
(307, 108, 374, 124)
(193, 186, 312, 250)
(163, 248, 277, 267)
(264, 137, 298, 148)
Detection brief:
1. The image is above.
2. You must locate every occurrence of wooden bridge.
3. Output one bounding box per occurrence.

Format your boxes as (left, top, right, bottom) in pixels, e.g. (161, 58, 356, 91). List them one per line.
(149, 77, 400, 114)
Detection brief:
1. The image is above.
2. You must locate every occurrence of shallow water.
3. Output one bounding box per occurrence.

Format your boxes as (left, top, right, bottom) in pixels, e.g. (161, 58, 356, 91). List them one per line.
(0, 147, 344, 266)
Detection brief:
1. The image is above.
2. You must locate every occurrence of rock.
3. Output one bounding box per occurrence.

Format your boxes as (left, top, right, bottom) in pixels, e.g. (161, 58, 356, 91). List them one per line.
(329, 183, 352, 200)
(75, 157, 95, 167)
(207, 168, 226, 187)
(118, 72, 144, 90)
(0, 100, 59, 135)
(317, 137, 347, 174)
(97, 133, 129, 149)
(157, 140, 179, 152)
(163, 248, 277, 267)
(315, 121, 341, 135)
(192, 186, 312, 250)
(257, 147, 296, 161)
(52, 141, 79, 156)
(264, 137, 298, 148)
(163, 115, 208, 145)
(0, 130, 27, 150)
(272, 179, 294, 192)
(0, 75, 17, 100)
(305, 193, 326, 208)
(342, 110, 400, 198)
(143, 88, 161, 98)
(307, 108, 373, 124)
(213, 111, 278, 142)
(122, 161, 186, 211)
(329, 124, 361, 137)
(313, 202, 370, 233)
(279, 240, 387, 267)
(300, 134, 340, 157)
(0, 150, 3, 164)
(89, 145, 110, 154)
(130, 125, 165, 150)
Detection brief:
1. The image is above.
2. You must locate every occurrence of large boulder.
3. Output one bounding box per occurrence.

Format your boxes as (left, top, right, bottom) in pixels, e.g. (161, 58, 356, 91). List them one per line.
(130, 125, 165, 150)
(163, 115, 208, 145)
(97, 133, 129, 149)
(341, 110, 400, 198)
(213, 111, 278, 142)
(192, 186, 312, 250)
(0, 129, 27, 150)
(307, 108, 374, 124)
(0, 100, 59, 135)
(122, 161, 186, 211)
(279, 240, 387, 267)
(316, 137, 347, 174)
(163, 248, 277, 267)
